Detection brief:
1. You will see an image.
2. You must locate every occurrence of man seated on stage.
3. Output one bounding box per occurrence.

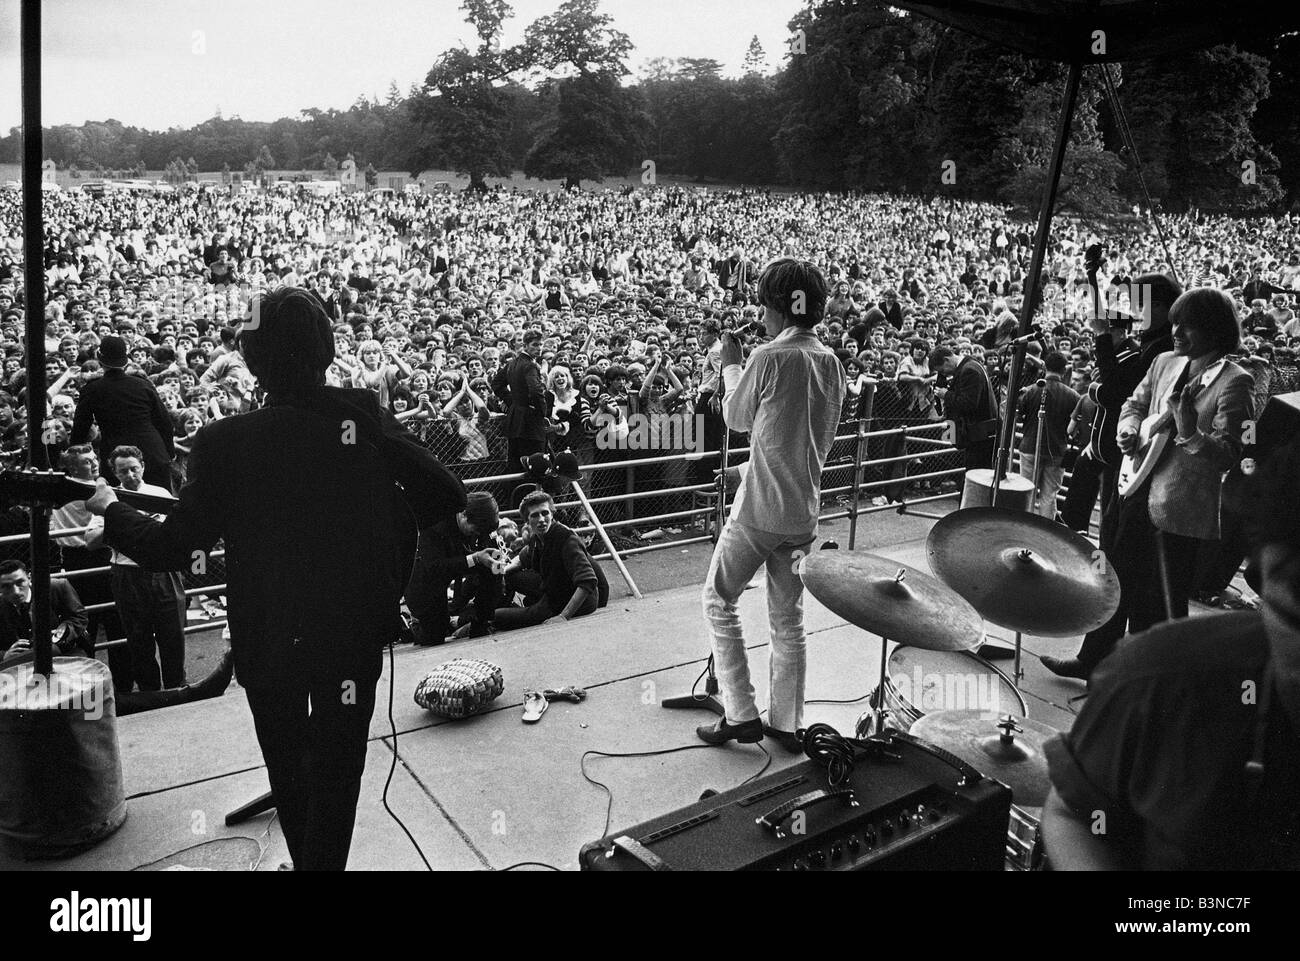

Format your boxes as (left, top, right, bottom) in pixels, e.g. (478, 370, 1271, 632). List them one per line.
(493, 491, 607, 632)
(0, 559, 91, 660)
(1041, 438, 1300, 870)
(404, 491, 504, 645)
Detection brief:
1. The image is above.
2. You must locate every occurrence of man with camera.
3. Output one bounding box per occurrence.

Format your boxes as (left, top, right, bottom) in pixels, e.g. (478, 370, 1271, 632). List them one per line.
(404, 491, 505, 644)
(697, 258, 846, 752)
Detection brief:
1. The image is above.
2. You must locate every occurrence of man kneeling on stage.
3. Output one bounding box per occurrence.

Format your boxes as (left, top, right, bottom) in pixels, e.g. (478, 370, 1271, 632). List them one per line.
(493, 491, 608, 631)
(404, 492, 504, 644)
(697, 257, 846, 752)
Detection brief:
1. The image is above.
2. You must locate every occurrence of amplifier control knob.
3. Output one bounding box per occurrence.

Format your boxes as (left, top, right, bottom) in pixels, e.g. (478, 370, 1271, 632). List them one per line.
(809, 850, 827, 869)
(847, 835, 861, 854)
(880, 821, 893, 837)
(831, 843, 843, 861)
(793, 859, 808, 872)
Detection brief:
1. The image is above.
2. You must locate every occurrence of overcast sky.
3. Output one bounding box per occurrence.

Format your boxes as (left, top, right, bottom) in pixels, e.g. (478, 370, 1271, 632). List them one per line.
(0, 0, 803, 132)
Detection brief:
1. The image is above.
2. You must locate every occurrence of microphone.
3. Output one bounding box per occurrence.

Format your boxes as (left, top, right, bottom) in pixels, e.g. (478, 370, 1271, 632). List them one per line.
(1006, 324, 1044, 346)
(725, 319, 764, 338)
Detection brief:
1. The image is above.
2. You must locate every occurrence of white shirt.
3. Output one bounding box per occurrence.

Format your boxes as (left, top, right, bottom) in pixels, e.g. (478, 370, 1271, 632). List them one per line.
(86, 481, 174, 567)
(722, 326, 846, 536)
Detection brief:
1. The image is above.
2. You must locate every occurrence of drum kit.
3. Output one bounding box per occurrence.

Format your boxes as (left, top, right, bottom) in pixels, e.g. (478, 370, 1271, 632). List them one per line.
(797, 506, 1120, 870)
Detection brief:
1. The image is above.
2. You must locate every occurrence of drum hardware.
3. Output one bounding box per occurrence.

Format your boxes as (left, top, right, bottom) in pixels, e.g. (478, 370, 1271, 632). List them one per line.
(864, 646, 1027, 736)
(1007, 805, 1045, 871)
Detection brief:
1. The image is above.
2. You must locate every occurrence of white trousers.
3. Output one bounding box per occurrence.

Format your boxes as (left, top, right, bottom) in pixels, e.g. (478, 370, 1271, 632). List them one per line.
(701, 520, 813, 733)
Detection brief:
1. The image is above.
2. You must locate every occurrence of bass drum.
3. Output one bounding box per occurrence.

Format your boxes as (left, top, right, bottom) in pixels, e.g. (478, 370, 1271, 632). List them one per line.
(864, 645, 1027, 736)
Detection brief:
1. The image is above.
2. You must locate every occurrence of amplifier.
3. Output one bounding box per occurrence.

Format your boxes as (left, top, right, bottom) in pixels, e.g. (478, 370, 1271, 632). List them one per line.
(579, 730, 1011, 871)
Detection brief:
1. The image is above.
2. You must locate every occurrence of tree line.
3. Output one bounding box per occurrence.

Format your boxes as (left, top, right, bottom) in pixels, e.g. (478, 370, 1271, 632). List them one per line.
(3, 0, 1296, 213)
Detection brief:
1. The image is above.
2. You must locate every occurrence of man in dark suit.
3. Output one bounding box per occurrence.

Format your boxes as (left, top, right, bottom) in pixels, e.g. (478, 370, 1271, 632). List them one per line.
(87, 287, 466, 871)
(0, 559, 90, 660)
(1016, 352, 1081, 519)
(404, 492, 504, 645)
(930, 346, 999, 471)
(491, 329, 547, 466)
(70, 335, 175, 492)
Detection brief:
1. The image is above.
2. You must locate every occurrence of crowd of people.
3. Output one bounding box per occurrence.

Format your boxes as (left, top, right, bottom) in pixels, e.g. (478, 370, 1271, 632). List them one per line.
(1, 179, 1298, 669)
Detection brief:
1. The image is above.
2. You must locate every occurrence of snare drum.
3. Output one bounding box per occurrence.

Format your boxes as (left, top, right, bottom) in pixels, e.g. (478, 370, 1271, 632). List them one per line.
(864, 646, 1027, 735)
(1007, 804, 1045, 871)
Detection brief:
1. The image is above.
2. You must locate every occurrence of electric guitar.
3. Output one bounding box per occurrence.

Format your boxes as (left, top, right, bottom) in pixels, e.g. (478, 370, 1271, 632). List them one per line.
(1115, 408, 1175, 497)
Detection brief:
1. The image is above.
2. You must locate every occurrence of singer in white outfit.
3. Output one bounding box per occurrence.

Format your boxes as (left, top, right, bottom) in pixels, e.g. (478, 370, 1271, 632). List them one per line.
(698, 258, 846, 750)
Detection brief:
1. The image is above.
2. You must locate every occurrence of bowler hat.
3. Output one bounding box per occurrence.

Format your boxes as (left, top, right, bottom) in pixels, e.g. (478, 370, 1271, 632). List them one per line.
(98, 335, 128, 368)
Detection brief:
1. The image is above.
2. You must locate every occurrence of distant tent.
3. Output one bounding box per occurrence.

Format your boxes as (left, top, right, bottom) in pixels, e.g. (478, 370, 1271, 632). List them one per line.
(887, 0, 1300, 62)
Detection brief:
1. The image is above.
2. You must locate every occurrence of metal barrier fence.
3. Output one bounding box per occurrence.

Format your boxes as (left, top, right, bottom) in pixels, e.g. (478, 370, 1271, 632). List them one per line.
(12, 359, 1291, 662)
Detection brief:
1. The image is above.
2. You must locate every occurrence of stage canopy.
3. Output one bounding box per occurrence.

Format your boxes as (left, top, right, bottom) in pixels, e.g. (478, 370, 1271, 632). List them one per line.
(887, 0, 1300, 62)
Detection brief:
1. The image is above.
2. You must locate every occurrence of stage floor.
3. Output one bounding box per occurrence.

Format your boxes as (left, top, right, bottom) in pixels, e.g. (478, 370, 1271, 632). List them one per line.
(1, 536, 1140, 871)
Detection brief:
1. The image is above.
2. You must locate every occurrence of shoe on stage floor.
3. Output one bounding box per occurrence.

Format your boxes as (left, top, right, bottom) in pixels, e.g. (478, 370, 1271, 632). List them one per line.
(1040, 654, 1090, 681)
(767, 729, 803, 754)
(696, 716, 763, 746)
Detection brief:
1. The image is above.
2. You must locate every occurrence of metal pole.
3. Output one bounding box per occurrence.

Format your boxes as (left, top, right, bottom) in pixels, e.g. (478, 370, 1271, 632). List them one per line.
(992, 60, 1083, 507)
(848, 384, 875, 550)
(568, 477, 641, 599)
(21, 0, 54, 678)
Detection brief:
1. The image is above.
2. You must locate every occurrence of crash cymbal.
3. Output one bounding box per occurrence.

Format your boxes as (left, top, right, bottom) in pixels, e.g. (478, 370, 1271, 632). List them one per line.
(799, 552, 983, 652)
(926, 507, 1120, 637)
(909, 710, 1055, 807)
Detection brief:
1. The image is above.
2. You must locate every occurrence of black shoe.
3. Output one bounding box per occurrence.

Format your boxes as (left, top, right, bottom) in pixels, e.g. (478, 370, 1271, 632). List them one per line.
(768, 728, 803, 754)
(1040, 655, 1090, 681)
(185, 647, 234, 701)
(696, 716, 763, 746)
(410, 620, 447, 647)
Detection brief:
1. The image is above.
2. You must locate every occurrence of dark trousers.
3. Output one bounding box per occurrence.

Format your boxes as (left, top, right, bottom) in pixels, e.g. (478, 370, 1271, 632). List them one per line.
(404, 556, 503, 642)
(964, 439, 995, 472)
(110, 566, 186, 691)
(690, 394, 723, 485)
(1193, 507, 1250, 596)
(494, 586, 598, 632)
(507, 436, 545, 470)
(62, 546, 129, 691)
(1060, 449, 1118, 533)
(1078, 489, 1202, 669)
(243, 650, 382, 871)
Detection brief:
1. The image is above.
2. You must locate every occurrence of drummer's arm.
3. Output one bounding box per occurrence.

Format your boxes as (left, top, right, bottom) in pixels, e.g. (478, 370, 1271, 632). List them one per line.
(1041, 788, 1127, 871)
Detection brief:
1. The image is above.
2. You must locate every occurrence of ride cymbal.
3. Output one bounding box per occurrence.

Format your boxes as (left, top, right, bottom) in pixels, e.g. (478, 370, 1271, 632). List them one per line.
(799, 551, 983, 652)
(927, 507, 1120, 636)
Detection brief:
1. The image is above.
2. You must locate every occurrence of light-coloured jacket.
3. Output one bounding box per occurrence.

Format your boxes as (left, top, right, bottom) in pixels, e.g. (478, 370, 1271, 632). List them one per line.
(1119, 351, 1253, 540)
(723, 326, 846, 536)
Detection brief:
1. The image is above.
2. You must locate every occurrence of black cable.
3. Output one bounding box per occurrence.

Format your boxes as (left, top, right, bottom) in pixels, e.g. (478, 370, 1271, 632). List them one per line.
(806, 692, 872, 705)
(381, 639, 433, 871)
(497, 861, 563, 871)
(799, 722, 864, 788)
